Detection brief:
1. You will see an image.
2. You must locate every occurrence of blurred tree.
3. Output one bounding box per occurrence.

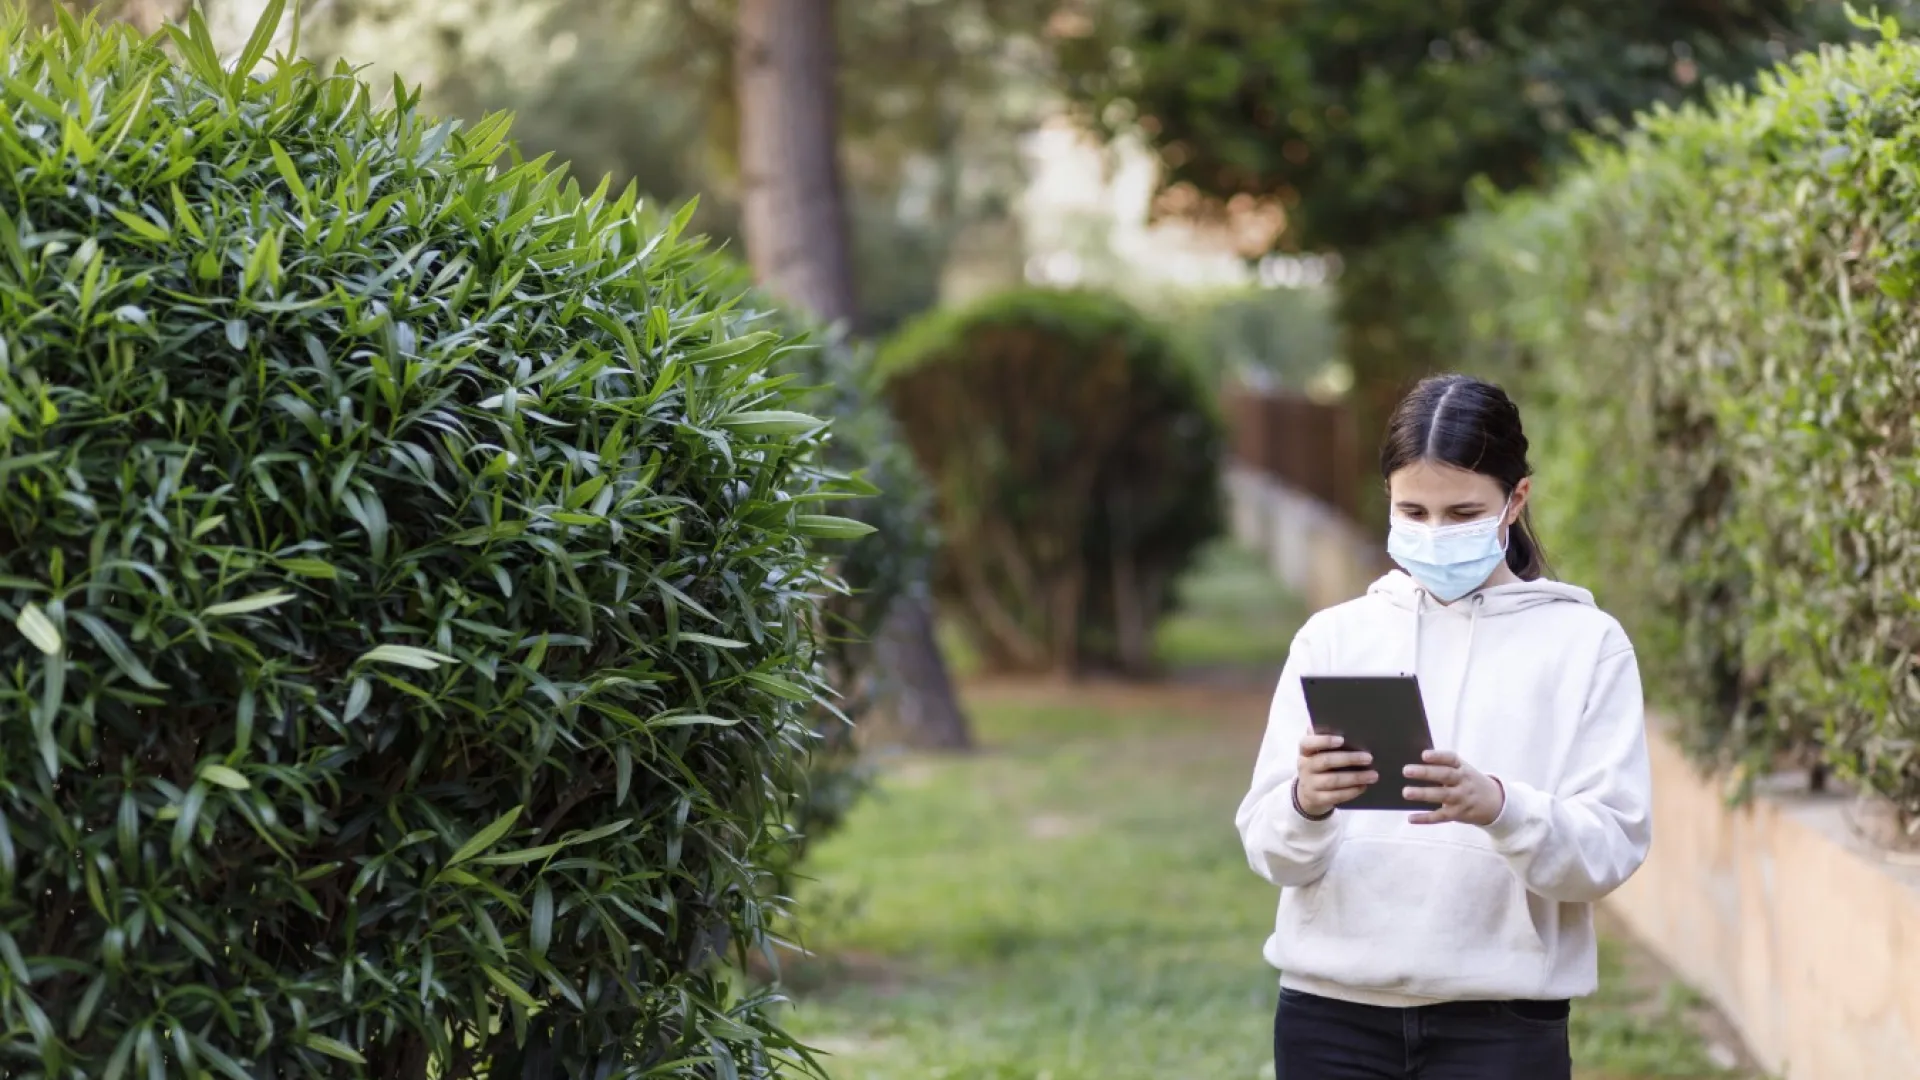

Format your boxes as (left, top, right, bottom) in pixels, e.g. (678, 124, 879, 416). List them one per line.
(1058, 1, 1816, 252)
(1055, 0, 1827, 524)
(736, 0, 857, 323)
(734, 0, 972, 751)
(310, 0, 1053, 334)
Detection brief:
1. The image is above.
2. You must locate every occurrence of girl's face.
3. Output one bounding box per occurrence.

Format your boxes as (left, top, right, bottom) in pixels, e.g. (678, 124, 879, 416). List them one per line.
(1387, 460, 1530, 528)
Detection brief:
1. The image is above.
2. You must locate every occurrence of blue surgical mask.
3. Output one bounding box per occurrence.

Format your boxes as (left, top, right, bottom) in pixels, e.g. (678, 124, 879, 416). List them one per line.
(1387, 500, 1511, 603)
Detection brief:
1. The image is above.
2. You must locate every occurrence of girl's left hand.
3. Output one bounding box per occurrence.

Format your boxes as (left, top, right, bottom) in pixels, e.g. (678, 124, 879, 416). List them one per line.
(1402, 750, 1506, 827)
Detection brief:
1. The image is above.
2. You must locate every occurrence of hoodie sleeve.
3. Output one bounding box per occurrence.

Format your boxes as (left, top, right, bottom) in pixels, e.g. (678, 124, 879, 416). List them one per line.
(1235, 624, 1344, 887)
(1483, 641, 1653, 903)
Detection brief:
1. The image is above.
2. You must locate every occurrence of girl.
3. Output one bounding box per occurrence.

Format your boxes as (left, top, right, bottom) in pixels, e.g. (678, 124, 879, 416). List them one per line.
(1236, 374, 1653, 1079)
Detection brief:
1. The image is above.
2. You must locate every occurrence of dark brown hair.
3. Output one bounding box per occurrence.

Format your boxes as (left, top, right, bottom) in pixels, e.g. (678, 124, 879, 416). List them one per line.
(1379, 374, 1548, 580)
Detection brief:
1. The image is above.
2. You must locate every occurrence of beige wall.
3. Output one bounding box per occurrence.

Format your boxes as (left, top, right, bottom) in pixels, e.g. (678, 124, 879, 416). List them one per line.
(1606, 729, 1920, 1080)
(1226, 467, 1380, 611)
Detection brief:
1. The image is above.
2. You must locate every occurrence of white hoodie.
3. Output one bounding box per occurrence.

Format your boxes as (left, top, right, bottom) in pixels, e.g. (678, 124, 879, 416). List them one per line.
(1236, 571, 1652, 1007)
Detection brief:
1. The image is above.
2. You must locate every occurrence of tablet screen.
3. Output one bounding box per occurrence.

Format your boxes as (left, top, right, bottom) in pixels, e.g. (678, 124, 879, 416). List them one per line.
(1299, 675, 1436, 812)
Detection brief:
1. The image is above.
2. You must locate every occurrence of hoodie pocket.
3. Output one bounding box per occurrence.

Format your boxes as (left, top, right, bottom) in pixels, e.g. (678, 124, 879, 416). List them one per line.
(1278, 835, 1548, 1000)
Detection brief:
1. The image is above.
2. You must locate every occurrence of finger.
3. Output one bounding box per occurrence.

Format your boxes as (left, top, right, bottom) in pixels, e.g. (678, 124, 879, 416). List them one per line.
(1299, 734, 1346, 755)
(1303, 751, 1374, 774)
(1401, 785, 1451, 804)
(1321, 786, 1376, 809)
(1408, 809, 1455, 825)
(1311, 771, 1379, 792)
(1421, 749, 1461, 768)
(1400, 765, 1460, 784)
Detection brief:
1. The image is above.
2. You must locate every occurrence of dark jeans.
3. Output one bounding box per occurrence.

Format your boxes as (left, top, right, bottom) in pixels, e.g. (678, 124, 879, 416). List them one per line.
(1274, 987, 1572, 1080)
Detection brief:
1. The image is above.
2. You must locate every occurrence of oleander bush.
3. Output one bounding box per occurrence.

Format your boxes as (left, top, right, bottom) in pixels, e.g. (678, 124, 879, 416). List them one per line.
(877, 288, 1222, 676)
(0, 6, 867, 1076)
(1452, 17, 1920, 825)
(707, 273, 936, 886)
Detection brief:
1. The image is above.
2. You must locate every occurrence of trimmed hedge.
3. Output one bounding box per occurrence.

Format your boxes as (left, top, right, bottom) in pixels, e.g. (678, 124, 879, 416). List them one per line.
(733, 302, 936, 887)
(0, 8, 862, 1077)
(878, 289, 1222, 676)
(1452, 22, 1920, 821)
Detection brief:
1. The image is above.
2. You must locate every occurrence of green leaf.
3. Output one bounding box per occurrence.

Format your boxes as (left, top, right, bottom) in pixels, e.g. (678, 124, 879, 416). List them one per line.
(557, 818, 633, 846)
(61, 115, 97, 165)
(744, 672, 813, 701)
(72, 613, 167, 690)
(684, 331, 778, 366)
(358, 644, 457, 670)
(530, 883, 554, 958)
(483, 965, 540, 1009)
(268, 139, 310, 204)
(677, 632, 748, 650)
(169, 784, 207, 858)
(187, 1033, 256, 1080)
(712, 410, 825, 436)
(15, 603, 59, 655)
(565, 474, 608, 510)
(198, 764, 250, 791)
(342, 678, 373, 724)
(275, 557, 339, 579)
(232, 0, 289, 83)
(299, 1034, 366, 1065)
(794, 514, 879, 540)
(446, 805, 523, 867)
(202, 591, 295, 618)
(169, 183, 205, 241)
(651, 713, 741, 728)
(110, 208, 169, 242)
(2, 77, 60, 122)
(469, 842, 564, 867)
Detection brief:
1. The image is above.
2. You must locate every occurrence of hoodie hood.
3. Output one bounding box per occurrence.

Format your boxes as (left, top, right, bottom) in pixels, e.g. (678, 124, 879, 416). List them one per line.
(1367, 571, 1599, 740)
(1366, 570, 1595, 617)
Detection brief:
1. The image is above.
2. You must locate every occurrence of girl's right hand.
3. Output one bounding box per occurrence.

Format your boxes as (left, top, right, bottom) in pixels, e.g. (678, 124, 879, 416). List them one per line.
(1294, 733, 1378, 817)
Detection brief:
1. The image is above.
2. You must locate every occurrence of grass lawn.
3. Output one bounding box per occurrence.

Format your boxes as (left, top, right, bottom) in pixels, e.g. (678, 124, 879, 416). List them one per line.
(780, 545, 1749, 1080)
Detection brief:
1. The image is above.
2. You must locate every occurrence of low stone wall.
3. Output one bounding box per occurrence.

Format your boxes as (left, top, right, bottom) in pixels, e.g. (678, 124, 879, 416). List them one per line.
(1225, 465, 1382, 612)
(1606, 728, 1920, 1080)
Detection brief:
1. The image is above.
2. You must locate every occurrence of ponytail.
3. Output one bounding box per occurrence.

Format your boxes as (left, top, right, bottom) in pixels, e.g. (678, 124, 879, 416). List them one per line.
(1506, 505, 1549, 581)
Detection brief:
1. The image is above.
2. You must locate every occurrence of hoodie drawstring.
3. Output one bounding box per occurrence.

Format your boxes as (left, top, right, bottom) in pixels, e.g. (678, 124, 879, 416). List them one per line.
(1412, 590, 1484, 734)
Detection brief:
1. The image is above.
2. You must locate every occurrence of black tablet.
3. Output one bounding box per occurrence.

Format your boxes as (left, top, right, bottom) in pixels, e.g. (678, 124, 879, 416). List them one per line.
(1299, 675, 1436, 811)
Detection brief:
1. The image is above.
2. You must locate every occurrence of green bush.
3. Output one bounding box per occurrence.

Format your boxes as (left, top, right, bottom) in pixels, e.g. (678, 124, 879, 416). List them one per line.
(878, 288, 1222, 677)
(1451, 22, 1920, 822)
(709, 284, 936, 887)
(0, 8, 866, 1077)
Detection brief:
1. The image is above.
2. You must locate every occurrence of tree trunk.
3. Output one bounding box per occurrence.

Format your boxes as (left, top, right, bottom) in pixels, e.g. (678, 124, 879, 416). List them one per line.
(735, 0, 971, 751)
(736, 0, 859, 325)
(873, 591, 971, 750)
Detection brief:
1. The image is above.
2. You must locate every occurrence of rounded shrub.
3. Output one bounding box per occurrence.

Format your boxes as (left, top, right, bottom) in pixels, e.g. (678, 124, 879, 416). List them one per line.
(877, 288, 1222, 676)
(701, 265, 938, 886)
(0, 8, 864, 1077)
